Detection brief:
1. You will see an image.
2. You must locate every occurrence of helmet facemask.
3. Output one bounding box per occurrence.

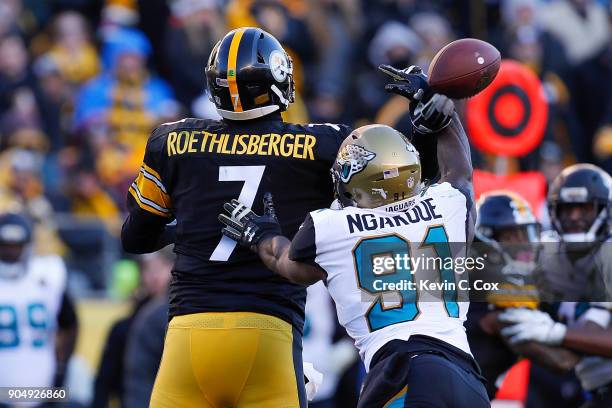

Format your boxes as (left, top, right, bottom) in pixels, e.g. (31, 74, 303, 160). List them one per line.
(551, 201, 609, 247)
(269, 53, 295, 111)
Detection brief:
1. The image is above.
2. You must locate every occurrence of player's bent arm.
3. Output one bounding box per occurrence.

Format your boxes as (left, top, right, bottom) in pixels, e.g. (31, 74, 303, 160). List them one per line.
(561, 320, 612, 358)
(123, 130, 175, 254)
(219, 196, 326, 284)
(510, 342, 579, 373)
(500, 307, 612, 357)
(256, 236, 325, 286)
(121, 210, 176, 254)
(484, 310, 579, 373)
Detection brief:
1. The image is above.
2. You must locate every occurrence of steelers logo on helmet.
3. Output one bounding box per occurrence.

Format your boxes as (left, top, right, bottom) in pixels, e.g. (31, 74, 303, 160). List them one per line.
(269, 50, 290, 83)
(336, 145, 376, 183)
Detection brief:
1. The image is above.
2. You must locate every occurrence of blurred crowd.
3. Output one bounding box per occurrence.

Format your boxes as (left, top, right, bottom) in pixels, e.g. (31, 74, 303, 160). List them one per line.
(0, 0, 610, 289)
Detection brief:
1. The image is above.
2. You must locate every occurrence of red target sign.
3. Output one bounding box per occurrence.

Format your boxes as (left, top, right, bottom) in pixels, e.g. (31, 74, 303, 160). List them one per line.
(466, 60, 548, 157)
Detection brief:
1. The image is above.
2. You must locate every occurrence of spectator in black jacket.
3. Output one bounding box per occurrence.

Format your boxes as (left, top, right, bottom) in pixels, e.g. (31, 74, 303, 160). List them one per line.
(91, 248, 172, 408)
(123, 295, 169, 408)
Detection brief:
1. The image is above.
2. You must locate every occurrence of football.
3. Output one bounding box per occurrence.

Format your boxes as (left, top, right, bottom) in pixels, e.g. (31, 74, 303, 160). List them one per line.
(428, 38, 501, 99)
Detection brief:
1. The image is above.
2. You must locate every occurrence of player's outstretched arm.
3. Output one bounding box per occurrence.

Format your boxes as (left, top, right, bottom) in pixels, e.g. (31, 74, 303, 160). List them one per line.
(379, 64, 474, 230)
(437, 112, 473, 195)
(218, 193, 325, 285)
(256, 235, 325, 286)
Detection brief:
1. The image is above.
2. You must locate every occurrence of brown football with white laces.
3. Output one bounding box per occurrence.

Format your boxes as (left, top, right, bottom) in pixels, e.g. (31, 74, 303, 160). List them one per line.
(428, 38, 501, 99)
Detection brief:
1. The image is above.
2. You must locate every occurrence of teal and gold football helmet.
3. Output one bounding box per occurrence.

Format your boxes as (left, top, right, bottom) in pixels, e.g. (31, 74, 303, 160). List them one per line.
(331, 124, 422, 208)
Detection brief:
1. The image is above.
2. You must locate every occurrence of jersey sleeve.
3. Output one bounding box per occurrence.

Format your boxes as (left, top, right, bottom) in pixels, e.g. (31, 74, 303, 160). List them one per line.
(426, 182, 472, 242)
(127, 129, 173, 219)
(57, 292, 78, 330)
(582, 303, 612, 328)
(596, 238, 612, 300)
(122, 127, 176, 254)
(289, 214, 318, 267)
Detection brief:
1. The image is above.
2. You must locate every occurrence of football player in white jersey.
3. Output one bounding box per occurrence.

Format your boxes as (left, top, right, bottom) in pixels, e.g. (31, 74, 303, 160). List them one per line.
(500, 164, 612, 408)
(219, 68, 489, 407)
(0, 212, 78, 391)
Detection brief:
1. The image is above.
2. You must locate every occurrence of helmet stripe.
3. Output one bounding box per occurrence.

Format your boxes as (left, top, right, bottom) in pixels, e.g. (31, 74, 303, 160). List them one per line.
(227, 28, 245, 112)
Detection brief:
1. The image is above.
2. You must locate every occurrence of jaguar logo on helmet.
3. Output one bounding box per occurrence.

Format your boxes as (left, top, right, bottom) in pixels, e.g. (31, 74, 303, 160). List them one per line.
(270, 50, 290, 83)
(336, 144, 376, 183)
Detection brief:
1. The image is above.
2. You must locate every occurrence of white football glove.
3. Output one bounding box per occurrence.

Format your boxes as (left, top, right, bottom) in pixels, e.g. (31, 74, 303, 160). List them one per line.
(303, 362, 323, 401)
(499, 308, 567, 345)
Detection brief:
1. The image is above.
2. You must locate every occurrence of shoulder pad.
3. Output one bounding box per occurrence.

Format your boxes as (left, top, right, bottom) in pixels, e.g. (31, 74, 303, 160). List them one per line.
(30, 255, 67, 291)
(423, 182, 462, 198)
(306, 123, 352, 136)
(540, 230, 561, 243)
(329, 199, 342, 210)
(148, 118, 223, 152)
(153, 118, 221, 135)
(309, 207, 342, 225)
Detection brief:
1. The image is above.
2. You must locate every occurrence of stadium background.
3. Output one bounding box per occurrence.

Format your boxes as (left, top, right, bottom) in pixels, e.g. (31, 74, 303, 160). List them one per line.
(0, 0, 610, 406)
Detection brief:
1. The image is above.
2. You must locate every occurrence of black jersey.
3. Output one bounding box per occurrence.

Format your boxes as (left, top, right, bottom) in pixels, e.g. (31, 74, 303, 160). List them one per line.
(121, 112, 351, 331)
(465, 243, 539, 398)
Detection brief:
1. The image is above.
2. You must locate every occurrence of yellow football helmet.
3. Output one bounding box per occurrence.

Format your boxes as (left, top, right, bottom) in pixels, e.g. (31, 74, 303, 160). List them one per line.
(332, 124, 422, 208)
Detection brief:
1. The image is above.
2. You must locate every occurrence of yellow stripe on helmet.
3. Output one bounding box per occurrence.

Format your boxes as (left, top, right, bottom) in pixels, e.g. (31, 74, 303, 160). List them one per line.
(227, 28, 246, 112)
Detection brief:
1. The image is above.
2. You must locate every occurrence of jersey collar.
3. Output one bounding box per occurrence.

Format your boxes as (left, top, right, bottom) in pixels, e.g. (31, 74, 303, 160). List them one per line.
(375, 197, 418, 213)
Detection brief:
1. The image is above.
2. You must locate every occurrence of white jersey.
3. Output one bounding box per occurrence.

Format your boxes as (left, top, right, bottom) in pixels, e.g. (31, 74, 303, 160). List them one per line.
(302, 282, 339, 401)
(290, 182, 472, 370)
(0, 256, 67, 387)
(557, 302, 612, 391)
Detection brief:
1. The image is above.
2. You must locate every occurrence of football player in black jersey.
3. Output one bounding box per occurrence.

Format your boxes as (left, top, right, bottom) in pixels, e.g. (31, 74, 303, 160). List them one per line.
(121, 27, 452, 406)
(121, 27, 352, 407)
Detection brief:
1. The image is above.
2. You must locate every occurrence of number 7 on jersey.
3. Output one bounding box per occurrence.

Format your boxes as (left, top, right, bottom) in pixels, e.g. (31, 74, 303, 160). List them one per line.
(209, 166, 266, 261)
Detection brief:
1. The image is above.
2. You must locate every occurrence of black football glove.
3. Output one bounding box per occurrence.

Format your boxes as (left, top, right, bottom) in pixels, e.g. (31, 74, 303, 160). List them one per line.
(379, 64, 430, 102)
(379, 64, 454, 135)
(218, 192, 281, 248)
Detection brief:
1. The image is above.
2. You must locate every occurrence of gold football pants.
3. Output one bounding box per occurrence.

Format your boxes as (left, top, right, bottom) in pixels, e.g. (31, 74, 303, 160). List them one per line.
(149, 312, 306, 408)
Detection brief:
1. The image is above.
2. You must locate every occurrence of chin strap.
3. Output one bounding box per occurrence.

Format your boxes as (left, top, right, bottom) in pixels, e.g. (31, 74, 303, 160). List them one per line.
(271, 84, 290, 108)
(217, 104, 280, 121)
